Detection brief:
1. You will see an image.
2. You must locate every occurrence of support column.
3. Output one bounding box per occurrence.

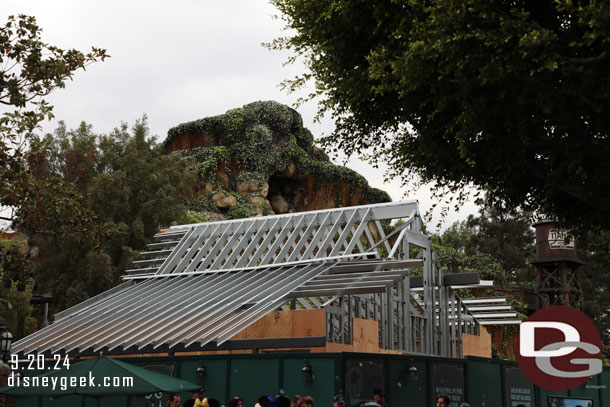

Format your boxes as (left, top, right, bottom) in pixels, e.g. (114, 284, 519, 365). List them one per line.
(403, 276, 411, 352)
(423, 247, 434, 354)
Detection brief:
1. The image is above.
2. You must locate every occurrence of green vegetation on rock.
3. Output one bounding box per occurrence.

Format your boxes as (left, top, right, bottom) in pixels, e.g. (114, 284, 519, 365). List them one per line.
(165, 101, 391, 220)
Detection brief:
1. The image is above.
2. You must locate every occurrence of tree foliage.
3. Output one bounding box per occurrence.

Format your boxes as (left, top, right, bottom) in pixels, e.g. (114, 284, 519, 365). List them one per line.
(434, 199, 609, 350)
(0, 14, 107, 199)
(20, 119, 195, 311)
(0, 14, 107, 328)
(578, 231, 610, 349)
(270, 0, 610, 231)
(433, 198, 535, 285)
(461, 198, 535, 279)
(0, 235, 37, 338)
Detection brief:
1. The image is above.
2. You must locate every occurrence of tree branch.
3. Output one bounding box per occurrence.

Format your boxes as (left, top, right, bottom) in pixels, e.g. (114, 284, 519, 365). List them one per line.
(531, 164, 589, 204)
(567, 51, 609, 65)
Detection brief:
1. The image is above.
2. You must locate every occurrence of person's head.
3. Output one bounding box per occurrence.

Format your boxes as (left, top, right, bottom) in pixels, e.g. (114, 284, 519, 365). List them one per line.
(208, 398, 220, 407)
(229, 397, 244, 407)
(291, 395, 302, 407)
(278, 395, 291, 407)
(194, 389, 205, 399)
(259, 396, 271, 407)
(168, 394, 181, 407)
(459, 403, 471, 407)
(333, 394, 345, 407)
(372, 389, 385, 404)
(297, 396, 313, 407)
(436, 394, 451, 407)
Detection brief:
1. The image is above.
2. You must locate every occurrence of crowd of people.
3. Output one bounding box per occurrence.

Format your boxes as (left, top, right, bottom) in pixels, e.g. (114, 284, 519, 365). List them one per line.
(167, 388, 391, 407)
(166, 389, 520, 407)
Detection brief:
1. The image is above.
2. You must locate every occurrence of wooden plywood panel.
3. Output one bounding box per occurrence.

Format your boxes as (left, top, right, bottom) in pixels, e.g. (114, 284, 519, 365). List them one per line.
(352, 318, 380, 353)
(264, 310, 293, 338)
(463, 327, 492, 358)
(118, 353, 170, 358)
(379, 349, 402, 355)
(231, 309, 324, 341)
(260, 347, 325, 353)
(229, 349, 252, 354)
(244, 317, 266, 339)
(228, 329, 247, 341)
(325, 343, 355, 353)
(292, 309, 325, 337)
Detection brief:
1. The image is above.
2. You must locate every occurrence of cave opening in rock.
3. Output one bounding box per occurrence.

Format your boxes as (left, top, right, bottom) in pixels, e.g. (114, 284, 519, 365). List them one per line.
(268, 173, 299, 214)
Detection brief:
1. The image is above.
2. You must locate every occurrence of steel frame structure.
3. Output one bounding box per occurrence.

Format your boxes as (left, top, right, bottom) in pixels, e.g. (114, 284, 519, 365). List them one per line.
(13, 201, 517, 358)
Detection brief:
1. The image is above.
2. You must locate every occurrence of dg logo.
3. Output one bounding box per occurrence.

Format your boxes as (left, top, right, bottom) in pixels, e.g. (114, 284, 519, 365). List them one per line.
(515, 305, 602, 391)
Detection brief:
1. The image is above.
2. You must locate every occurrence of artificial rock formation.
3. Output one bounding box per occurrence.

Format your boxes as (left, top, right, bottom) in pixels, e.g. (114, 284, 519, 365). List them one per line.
(164, 101, 391, 221)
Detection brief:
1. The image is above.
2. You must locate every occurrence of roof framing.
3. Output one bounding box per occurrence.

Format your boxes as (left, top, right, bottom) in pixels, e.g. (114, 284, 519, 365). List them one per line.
(13, 201, 521, 357)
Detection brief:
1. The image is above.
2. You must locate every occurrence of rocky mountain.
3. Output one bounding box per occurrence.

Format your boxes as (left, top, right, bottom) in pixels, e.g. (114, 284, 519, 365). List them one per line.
(164, 101, 390, 221)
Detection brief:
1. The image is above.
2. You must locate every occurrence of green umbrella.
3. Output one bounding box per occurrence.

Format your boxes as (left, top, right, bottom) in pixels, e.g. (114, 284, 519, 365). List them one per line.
(0, 356, 199, 403)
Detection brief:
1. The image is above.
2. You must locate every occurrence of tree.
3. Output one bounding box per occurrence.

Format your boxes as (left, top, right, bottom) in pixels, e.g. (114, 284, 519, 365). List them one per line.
(578, 231, 610, 350)
(22, 119, 195, 311)
(433, 198, 535, 285)
(0, 235, 37, 339)
(436, 198, 535, 284)
(0, 13, 107, 238)
(461, 198, 536, 280)
(270, 0, 610, 231)
(434, 201, 610, 353)
(0, 14, 107, 322)
(0, 15, 107, 196)
(433, 240, 508, 285)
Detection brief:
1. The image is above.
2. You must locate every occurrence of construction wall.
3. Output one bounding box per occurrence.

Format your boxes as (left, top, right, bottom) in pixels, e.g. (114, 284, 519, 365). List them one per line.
(177, 310, 402, 356)
(15, 354, 610, 407)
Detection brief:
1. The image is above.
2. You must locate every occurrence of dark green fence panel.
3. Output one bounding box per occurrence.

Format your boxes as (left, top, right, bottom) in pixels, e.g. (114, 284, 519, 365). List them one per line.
(229, 358, 280, 406)
(538, 387, 568, 406)
(100, 395, 129, 407)
(430, 361, 465, 407)
(344, 358, 385, 407)
(12, 354, 610, 407)
(16, 396, 39, 407)
(40, 395, 83, 406)
(503, 364, 535, 407)
(466, 359, 503, 407)
(387, 358, 427, 407)
(602, 368, 610, 407)
(282, 357, 335, 404)
(568, 377, 600, 406)
(179, 358, 228, 403)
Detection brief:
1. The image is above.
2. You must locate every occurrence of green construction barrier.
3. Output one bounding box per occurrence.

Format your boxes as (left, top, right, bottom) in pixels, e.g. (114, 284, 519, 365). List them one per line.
(10, 354, 610, 407)
(466, 358, 503, 407)
(602, 368, 610, 407)
(387, 358, 427, 407)
(228, 358, 280, 406)
(282, 357, 336, 404)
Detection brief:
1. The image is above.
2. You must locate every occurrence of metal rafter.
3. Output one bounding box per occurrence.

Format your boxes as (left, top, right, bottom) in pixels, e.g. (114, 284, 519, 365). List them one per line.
(11, 201, 518, 358)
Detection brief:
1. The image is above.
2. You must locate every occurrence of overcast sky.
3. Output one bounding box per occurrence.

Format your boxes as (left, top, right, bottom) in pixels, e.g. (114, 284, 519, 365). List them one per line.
(1, 0, 479, 230)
